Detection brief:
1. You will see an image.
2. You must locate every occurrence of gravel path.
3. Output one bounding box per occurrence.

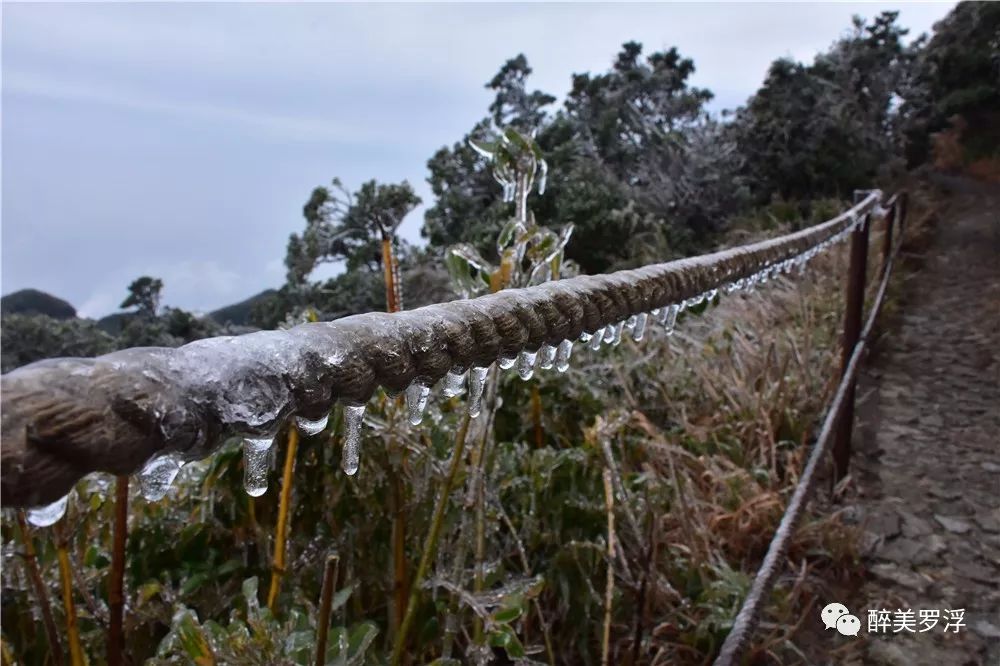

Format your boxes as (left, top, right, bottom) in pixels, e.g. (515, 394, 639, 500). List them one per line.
(850, 178, 1000, 665)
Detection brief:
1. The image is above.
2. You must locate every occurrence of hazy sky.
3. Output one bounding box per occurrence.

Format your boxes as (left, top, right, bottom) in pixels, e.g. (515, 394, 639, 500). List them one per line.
(2, 2, 955, 318)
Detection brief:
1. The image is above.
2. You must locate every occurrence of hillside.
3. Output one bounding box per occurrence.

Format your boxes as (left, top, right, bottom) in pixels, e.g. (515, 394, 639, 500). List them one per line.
(0, 288, 76, 319)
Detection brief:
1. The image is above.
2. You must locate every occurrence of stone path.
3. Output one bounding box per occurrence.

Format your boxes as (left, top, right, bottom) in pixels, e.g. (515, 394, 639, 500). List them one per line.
(851, 178, 1000, 665)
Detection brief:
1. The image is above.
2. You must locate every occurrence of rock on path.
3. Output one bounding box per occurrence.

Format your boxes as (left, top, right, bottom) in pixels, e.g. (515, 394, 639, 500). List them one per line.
(852, 178, 1000, 666)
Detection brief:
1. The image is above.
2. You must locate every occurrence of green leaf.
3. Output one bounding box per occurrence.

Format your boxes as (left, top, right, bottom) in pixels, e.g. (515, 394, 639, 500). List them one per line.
(488, 624, 526, 658)
(492, 605, 523, 624)
(180, 572, 210, 596)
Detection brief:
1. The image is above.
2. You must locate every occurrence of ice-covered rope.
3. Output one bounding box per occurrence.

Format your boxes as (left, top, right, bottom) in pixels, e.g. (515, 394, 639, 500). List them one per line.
(1, 192, 880, 508)
(714, 196, 900, 665)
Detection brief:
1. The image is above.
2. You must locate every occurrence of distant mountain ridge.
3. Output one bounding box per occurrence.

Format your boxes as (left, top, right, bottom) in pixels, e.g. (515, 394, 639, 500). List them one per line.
(1, 287, 273, 328)
(1, 289, 77, 319)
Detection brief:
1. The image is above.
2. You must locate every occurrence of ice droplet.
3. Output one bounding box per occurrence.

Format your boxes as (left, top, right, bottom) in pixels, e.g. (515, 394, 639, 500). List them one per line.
(590, 327, 605, 351)
(555, 340, 573, 372)
(498, 354, 517, 370)
(405, 383, 431, 426)
(663, 304, 679, 335)
(26, 495, 69, 527)
(243, 437, 274, 497)
(442, 368, 467, 397)
(295, 414, 329, 436)
(341, 405, 366, 476)
(139, 454, 184, 502)
(516, 350, 537, 380)
(650, 307, 662, 318)
(468, 366, 489, 417)
(610, 321, 625, 346)
(538, 344, 557, 370)
(603, 325, 616, 344)
(632, 313, 648, 342)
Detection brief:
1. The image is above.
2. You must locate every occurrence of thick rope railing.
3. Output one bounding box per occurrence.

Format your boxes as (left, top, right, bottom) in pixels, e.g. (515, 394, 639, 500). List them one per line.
(0, 192, 880, 508)
(713, 194, 902, 665)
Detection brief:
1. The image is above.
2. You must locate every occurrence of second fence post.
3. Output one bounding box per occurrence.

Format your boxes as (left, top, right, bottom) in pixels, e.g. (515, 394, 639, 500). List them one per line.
(833, 210, 870, 481)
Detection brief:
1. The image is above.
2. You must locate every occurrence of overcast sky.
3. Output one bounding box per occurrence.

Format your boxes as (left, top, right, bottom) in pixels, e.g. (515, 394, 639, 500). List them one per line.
(2, 2, 955, 318)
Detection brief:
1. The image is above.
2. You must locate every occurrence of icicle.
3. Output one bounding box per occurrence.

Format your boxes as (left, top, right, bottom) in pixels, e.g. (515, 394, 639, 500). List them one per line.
(467, 366, 489, 417)
(650, 307, 662, 318)
(341, 405, 366, 476)
(442, 368, 467, 397)
(578, 331, 593, 343)
(624, 315, 637, 331)
(516, 350, 537, 380)
(26, 495, 69, 527)
(706, 288, 719, 302)
(405, 382, 431, 426)
(555, 340, 573, 372)
(498, 354, 517, 370)
(663, 304, 679, 335)
(610, 321, 625, 346)
(589, 328, 604, 351)
(632, 313, 648, 342)
(138, 453, 184, 502)
(243, 437, 274, 497)
(538, 344, 557, 370)
(295, 414, 329, 436)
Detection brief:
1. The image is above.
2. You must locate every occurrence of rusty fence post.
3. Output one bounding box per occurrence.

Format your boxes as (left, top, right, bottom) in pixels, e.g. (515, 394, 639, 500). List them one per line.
(833, 208, 870, 481)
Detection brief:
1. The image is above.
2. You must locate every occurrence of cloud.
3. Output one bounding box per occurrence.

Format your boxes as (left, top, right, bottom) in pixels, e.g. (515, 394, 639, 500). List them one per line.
(4, 71, 378, 144)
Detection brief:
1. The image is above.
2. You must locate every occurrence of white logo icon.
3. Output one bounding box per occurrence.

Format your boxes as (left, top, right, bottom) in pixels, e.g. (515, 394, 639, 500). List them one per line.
(821, 602, 850, 630)
(836, 614, 861, 637)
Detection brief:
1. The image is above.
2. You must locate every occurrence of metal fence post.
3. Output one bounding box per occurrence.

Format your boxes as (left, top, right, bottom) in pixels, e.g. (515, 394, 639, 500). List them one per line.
(833, 211, 870, 481)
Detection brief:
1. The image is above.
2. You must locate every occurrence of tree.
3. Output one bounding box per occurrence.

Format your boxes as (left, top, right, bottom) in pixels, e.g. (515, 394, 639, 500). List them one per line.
(733, 12, 912, 201)
(901, 1, 1000, 165)
(285, 179, 421, 284)
(0, 314, 117, 372)
(120, 276, 163, 318)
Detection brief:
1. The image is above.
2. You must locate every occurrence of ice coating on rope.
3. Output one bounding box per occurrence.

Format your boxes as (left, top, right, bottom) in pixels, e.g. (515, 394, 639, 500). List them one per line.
(517, 350, 537, 380)
(341, 405, 366, 475)
(243, 436, 274, 497)
(295, 414, 329, 436)
(405, 383, 431, 426)
(138, 453, 184, 502)
(467, 366, 489, 417)
(632, 313, 648, 342)
(442, 368, 467, 397)
(498, 355, 517, 370)
(26, 494, 69, 527)
(538, 344, 557, 370)
(555, 340, 573, 372)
